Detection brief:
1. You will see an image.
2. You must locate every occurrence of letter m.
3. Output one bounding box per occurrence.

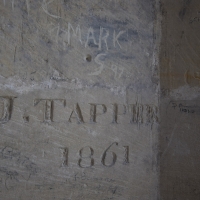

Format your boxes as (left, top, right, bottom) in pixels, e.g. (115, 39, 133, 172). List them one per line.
(68, 23, 82, 45)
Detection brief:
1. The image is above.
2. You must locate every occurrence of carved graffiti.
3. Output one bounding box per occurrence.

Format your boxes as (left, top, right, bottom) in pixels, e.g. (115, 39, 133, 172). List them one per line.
(78, 147, 94, 168)
(101, 142, 118, 167)
(0, 97, 14, 124)
(0, 98, 158, 126)
(62, 143, 129, 168)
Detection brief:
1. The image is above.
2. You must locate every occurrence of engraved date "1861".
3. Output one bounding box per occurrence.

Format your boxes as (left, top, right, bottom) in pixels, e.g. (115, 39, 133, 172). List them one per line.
(61, 143, 129, 168)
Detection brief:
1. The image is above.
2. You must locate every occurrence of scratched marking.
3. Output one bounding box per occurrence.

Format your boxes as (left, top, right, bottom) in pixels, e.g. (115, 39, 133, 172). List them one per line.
(26, 0, 30, 15)
(185, 69, 200, 86)
(89, 54, 106, 76)
(0, 146, 39, 182)
(42, 0, 61, 19)
(48, 22, 127, 51)
(169, 101, 200, 115)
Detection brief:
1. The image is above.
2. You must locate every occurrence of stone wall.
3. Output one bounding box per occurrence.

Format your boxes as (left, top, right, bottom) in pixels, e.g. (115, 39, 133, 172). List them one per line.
(0, 0, 159, 199)
(160, 0, 200, 199)
(0, 0, 199, 199)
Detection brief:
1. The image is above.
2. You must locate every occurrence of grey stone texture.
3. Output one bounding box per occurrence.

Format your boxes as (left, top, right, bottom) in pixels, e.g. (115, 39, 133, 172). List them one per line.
(160, 0, 200, 199)
(1, 0, 199, 199)
(0, 0, 159, 199)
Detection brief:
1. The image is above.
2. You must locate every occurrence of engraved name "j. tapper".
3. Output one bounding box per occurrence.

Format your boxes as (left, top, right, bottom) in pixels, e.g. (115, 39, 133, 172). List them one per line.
(0, 97, 158, 125)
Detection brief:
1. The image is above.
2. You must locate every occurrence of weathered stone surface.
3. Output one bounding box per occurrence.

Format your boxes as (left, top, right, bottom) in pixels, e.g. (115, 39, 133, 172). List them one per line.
(160, 0, 200, 199)
(0, 0, 160, 199)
